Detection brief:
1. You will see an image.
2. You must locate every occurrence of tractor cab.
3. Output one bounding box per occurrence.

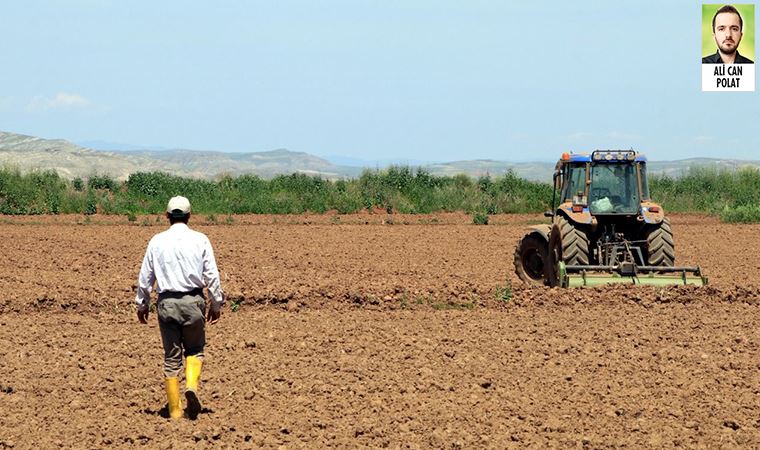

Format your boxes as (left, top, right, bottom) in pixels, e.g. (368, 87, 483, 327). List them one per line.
(554, 150, 660, 223)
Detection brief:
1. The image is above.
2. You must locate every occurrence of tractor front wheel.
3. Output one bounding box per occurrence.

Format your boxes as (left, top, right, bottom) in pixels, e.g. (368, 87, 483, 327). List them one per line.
(514, 233, 548, 286)
(546, 215, 590, 287)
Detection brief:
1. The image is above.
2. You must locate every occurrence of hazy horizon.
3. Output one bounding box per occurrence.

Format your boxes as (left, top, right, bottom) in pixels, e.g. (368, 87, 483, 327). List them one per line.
(4, 129, 760, 167)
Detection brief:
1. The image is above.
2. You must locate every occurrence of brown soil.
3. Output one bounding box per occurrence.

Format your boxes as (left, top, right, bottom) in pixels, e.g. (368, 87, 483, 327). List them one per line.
(1, 213, 760, 448)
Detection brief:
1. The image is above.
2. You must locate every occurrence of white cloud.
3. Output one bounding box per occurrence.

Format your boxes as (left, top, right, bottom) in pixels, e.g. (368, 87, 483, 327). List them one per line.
(26, 92, 92, 112)
(693, 135, 713, 143)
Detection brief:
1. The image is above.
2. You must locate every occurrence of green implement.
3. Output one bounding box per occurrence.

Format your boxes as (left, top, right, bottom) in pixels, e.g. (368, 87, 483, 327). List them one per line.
(559, 262, 708, 287)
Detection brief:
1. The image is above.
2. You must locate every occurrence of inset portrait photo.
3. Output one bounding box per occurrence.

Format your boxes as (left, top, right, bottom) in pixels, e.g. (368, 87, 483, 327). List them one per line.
(702, 4, 755, 64)
(701, 4, 755, 91)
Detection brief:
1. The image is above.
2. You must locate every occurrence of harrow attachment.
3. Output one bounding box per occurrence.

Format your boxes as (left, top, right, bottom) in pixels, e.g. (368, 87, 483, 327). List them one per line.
(559, 262, 708, 287)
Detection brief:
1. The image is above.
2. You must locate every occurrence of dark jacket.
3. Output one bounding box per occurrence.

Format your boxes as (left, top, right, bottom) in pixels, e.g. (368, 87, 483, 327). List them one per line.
(702, 50, 754, 64)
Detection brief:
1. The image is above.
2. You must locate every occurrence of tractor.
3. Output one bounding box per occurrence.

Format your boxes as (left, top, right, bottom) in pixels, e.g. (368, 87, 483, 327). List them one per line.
(514, 150, 707, 287)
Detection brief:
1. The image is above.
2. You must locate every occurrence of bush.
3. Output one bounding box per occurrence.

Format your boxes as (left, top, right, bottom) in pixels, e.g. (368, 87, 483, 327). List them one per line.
(88, 174, 117, 192)
(84, 190, 98, 215)
(720, 205, 760, 223)
(472, 212, 489, 225)
(72, 177, 84, 191)
(0, 168, 66, 214)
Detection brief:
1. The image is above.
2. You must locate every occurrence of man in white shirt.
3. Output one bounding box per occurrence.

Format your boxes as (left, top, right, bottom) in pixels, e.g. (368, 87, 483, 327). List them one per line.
(135, 195, 224, 420)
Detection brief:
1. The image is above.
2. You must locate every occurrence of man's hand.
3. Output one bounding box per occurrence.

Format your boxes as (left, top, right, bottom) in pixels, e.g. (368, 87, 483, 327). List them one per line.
(207, 307, 221, 325)
(137, 308, 149, 324)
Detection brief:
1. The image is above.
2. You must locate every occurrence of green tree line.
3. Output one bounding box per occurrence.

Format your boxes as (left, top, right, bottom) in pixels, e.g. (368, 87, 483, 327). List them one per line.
(0, 165, 758, 222)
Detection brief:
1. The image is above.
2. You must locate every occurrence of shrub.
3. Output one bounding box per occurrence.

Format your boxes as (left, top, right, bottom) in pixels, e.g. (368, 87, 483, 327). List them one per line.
(472, 212, 489, 225)
(84, 190, 98, 215)
(88, 174, 117, 192)
(720, 205, 760, 223)
(0, 168, 66, 214)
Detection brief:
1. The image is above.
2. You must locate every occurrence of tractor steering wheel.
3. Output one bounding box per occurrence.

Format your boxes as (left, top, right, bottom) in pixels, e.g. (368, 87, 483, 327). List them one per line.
(591, 187, 611, 199)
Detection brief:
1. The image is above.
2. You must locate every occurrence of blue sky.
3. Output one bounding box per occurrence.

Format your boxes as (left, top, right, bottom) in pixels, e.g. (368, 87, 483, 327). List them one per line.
(1, 0, 757, 162)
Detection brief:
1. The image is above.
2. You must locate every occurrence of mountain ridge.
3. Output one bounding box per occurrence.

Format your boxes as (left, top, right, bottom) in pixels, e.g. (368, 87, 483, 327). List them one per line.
(2, 131, 758, 182)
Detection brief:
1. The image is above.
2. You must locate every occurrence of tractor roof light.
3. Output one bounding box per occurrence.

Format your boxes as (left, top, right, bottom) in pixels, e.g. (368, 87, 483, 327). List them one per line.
(591, 150, 639, 162)
(561, 152, 570, 161)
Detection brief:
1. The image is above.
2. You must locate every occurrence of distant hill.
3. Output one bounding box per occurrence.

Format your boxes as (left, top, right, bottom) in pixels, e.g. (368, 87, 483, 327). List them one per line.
(421, 158, 760, 181)
(0, 131, 361, 180)
(646, 157, 759, 178)
(117, 148, 363, 179)
(1, 131, 759, 181)
(0, 131, 153, 180)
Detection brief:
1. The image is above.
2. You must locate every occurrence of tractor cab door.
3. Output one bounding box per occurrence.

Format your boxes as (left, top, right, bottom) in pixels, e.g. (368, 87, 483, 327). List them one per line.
(638, 162, 651, 200)
(560, 163, 588, 204)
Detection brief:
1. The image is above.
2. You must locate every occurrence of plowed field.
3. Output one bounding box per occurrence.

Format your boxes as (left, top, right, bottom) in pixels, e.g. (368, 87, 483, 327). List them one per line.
(1, 213, 760, 449)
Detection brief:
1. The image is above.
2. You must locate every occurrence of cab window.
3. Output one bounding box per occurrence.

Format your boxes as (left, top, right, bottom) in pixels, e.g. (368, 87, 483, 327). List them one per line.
(562, 164, 587, 201)
(588, 163, 639, 214)
(639, 163, 650, 200)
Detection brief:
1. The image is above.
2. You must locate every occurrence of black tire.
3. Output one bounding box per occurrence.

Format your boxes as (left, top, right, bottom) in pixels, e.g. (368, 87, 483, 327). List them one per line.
(514, 233, 548, 286)
(645, 217, 675, 266)
(546, 215, 590, 287)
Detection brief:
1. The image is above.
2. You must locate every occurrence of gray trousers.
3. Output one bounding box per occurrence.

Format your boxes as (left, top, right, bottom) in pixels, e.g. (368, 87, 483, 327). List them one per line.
(157, 293, 206, 378)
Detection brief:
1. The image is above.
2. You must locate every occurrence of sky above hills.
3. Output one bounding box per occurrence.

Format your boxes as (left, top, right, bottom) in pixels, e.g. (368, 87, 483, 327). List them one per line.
(1, 1, 757, 162)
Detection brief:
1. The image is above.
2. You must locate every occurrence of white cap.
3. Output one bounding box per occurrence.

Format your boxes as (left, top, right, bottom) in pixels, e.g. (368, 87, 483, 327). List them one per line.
(167, 196, 191, 216)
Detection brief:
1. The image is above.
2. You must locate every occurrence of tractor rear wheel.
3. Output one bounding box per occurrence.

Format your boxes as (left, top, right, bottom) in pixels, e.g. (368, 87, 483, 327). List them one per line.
(514, 233, 548, 286)
(645, 217, 675, 266)
(546, 215, 590, 287)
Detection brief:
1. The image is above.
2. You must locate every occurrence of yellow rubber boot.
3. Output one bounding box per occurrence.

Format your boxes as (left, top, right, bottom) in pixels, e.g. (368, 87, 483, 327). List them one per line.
(184, 356, 203, 419)
(164, 377, 183, 419)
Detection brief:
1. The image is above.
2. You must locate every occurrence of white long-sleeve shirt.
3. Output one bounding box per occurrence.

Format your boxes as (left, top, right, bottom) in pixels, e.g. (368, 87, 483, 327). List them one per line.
(135, 223, 224, 312)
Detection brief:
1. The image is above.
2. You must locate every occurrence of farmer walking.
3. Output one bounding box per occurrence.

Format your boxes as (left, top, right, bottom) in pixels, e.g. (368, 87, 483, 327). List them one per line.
(134, 196, 224, 419)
